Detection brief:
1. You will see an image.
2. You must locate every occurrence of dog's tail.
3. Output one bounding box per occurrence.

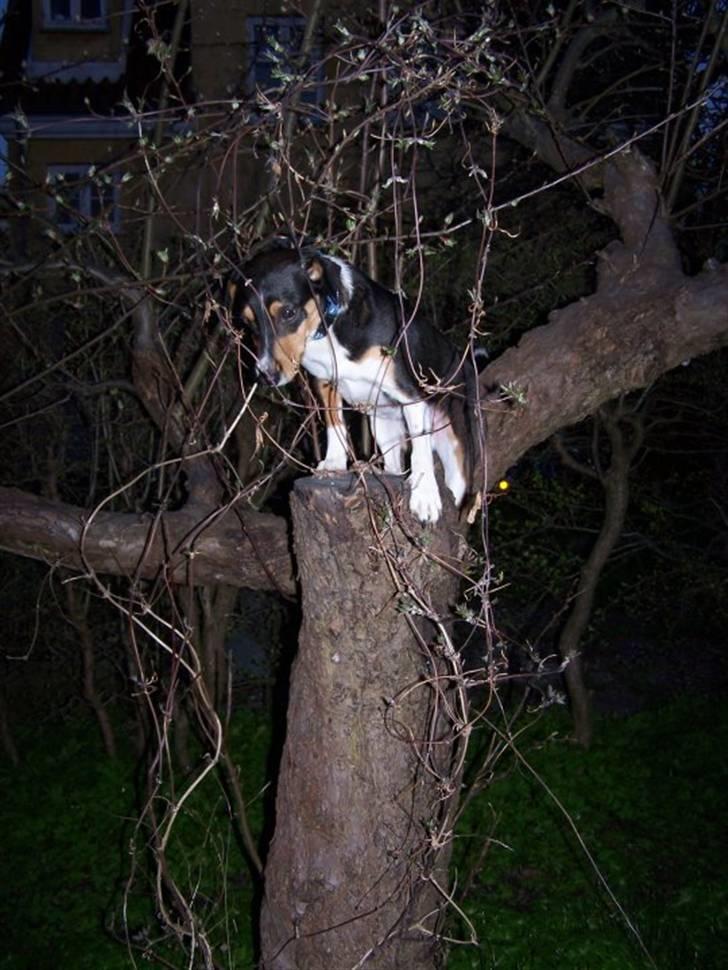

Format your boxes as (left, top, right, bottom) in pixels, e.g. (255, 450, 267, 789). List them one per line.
(462, 347, 487, 523)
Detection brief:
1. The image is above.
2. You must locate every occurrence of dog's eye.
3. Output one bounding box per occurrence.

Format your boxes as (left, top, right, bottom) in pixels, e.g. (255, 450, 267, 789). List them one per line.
(280, 304, 298, 322)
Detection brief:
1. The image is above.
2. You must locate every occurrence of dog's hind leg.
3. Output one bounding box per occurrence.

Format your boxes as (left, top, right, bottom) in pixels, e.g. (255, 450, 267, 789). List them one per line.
(433, 416, 467, 506)
(401, 399, 442, 524)
(315, 379, 350, 471)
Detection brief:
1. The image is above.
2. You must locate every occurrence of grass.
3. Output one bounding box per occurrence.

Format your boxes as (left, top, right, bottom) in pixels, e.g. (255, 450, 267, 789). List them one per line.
(1, 698, 726, 969)
(0, 711, 271, 970)
(447, 698, 728, 969)
(0, 727, 134, 970)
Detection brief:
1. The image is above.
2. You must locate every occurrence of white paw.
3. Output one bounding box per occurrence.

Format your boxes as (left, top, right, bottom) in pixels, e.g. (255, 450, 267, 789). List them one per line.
(317, 427, 349, 473)
(316, 456, 348, 473)
(409, 475, 442, 524)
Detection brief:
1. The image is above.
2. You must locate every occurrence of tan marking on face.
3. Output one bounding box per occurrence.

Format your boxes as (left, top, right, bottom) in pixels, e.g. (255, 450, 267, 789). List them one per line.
(307, 259, 323, 282)
(316, 380, 344, 427)
(267, 299, 283, 321)
(242, 304, 254, 323)
(272, 298, 321, 381)
(302, 297, 322, 335)
(226, 281, 237, 305)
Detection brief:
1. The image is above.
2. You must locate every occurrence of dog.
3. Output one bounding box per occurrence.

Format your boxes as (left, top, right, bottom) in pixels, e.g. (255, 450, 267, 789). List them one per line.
(226, 239, 481, 524)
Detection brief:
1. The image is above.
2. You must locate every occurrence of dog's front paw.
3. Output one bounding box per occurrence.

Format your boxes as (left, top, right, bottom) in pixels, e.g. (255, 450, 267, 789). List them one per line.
(316, 456, 348, 473)
(409, 475, 442, 524)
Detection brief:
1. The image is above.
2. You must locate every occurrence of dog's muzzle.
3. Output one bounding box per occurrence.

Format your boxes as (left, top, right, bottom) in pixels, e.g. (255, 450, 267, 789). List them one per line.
(255, 352, 286, 386)
(256, 362, 280, 386)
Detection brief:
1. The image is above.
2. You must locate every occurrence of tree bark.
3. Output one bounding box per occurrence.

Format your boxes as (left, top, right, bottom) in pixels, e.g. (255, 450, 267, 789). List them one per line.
(0, 487, 295, 596)
(260, 473, 466, 970)
(65, 580, 118, 758)
(555, 405, 643, 748)
(481, 253, 728, 486)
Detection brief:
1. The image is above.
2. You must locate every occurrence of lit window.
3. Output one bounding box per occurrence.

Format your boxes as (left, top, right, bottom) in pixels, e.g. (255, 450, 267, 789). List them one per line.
(47, 165, 120, 233)
(43, 0, 108, 30)
(246, 17, 323, 106)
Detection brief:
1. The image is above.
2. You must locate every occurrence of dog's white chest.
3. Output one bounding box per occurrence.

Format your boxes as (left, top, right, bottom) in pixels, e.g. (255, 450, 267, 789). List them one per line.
(301, 331, 399, 406)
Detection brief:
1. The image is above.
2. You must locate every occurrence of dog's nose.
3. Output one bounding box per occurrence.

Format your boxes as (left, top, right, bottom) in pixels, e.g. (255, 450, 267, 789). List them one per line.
(256, 361, 279, 386)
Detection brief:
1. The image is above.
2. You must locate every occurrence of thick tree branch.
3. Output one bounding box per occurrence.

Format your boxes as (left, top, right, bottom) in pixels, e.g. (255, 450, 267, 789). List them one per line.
(478, 122, 722, 484)
(481, 260, 728, 484)
(0, 487, 295, 597)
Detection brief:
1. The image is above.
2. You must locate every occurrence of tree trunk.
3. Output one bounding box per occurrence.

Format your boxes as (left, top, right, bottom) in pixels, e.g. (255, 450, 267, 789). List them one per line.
(556, 406, 640, 748)
(65, 580, 117, 759)
(260, 473, 466, 970)
(563, 654, 593, 749)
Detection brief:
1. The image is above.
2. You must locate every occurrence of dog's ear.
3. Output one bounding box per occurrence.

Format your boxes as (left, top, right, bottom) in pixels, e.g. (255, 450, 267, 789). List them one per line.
(305, 257, 325, 285)
(304, 252, 355, 310)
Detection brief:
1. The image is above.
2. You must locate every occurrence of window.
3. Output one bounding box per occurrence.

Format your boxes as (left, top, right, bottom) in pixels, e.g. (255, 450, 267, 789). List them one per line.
(246, 17, 323, 107)
(47, 165, 120, 233)
(43, 0, 108, 30)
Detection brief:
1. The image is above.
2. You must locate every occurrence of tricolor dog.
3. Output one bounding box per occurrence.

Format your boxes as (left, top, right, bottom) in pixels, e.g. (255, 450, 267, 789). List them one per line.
(227, 241, 480, 524)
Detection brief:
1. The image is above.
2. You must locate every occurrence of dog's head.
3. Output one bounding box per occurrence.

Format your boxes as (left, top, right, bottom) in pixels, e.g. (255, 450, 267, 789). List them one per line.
(226, 242, 352, 386)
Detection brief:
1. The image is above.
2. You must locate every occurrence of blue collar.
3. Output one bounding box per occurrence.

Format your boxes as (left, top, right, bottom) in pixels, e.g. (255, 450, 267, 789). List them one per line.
(312, 295, 346, 340)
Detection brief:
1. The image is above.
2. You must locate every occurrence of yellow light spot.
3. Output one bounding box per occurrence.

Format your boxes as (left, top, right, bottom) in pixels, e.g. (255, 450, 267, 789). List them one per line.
(497, 479, 510, 492)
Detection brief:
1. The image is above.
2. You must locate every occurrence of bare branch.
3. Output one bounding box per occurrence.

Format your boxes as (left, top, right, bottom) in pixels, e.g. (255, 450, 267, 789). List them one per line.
(0, 486, 295, 597)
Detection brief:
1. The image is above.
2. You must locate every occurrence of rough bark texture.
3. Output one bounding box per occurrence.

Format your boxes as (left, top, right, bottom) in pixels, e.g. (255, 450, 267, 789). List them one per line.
(482, 238, 727, 487)
(260, 473, 464, 970)
(482, 263, 727, 476)
(479, 143, 725, 481)
(0, 487, 294, 597)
